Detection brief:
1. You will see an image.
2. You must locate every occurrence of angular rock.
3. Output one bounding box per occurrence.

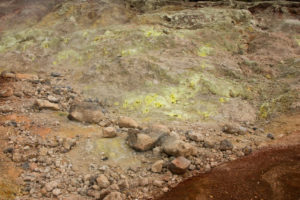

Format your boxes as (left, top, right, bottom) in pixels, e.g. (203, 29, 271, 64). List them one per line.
(35, 99, 60, 110)
(52, 188, 61, 196)
(127, 130, 165, 151)
(219, 139, 233, 151)
(103, 192, 123, 200)
(68, 102, 104, 124)
(97, 174, 110, 188)
(169, 156, 191, 174)
(187, 131, 204, 142)
(151, 160, 164, 173)
(118, 179, 129, 190)
(162, 136, 197, 156)
(51, 72, 62, 77)
(203, 138, 215, 148)
(103, 127, 117, 138)
(47, 95, 60, 103)
(118, 116, 139, 128)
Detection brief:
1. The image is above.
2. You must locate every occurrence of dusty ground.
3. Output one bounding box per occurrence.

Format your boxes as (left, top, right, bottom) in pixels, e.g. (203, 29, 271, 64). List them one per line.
(0, 0, 299, 199)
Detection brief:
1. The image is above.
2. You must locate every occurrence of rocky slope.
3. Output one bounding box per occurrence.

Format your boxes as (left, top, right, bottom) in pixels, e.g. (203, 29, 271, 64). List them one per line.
(0, 0, 299, 199)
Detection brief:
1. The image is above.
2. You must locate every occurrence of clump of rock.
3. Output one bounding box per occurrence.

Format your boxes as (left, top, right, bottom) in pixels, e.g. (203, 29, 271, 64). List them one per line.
(169, 156, 191, 174)
(162, 136, 197, 157)
(118, 116, 139, 128)
(68, 102, 104, 123)
(102, 127, 117, 138)
(127, 130, 165, 151)
(35, 99, 60, 111)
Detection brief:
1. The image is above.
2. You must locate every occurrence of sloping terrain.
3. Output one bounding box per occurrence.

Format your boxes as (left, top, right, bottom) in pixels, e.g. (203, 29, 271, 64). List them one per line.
(0, 0, 299, 199)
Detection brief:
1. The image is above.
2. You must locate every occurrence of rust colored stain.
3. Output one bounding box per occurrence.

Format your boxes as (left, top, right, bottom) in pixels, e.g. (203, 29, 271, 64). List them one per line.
(31, 126, 52, 138)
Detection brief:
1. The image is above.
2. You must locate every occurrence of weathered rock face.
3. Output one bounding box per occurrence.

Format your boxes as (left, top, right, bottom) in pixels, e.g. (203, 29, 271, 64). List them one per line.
(169, 156, 190, 174)
(125, 0, 183, 12)
(162, 136, 197, 157)
(68, 102, 104, 124)
(134, 8, 252, 29)
(127, 130, 166, 151)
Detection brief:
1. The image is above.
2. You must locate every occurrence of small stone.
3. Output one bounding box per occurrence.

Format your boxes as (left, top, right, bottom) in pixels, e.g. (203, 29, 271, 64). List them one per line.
(267, 133, 274, 140)
(3, 147, 14, 154)
(47, 95, 60, 103)
(103, 192, 123, 200)
(52, 188, 61, 196)
(187, 131, 204, 142)
(219, 139, 233, 151)
(169, 156, 191, 174)
(189, 164, 196, 170)
(162, 187, 169, 192)
(103, 127, 117, 138)
(118, 179, 129, 189)
(109, 184, 119, 191)
(153, 147, 161, 156)
(51, 72, 62, 77)
(97, 175, 110, 188)
(35, 99, 60, 110)
(151, 160, 164, 173)
(223, 124, 247, 135)
(153, 180, 164, 187)
(203, 139, 215, 148)
(118, 116, 139, 128)
(242, 146, 252, 155)
(12, 152, 22, 162)
(62, 138, 76, 152)
(204, 163, 211, 172)
(41, 187, 47, 196)
(162, 136, 197, 156)
(139, 178, 149, 186)
(127, 130, 165, 151)
(45, 181, 58, 192)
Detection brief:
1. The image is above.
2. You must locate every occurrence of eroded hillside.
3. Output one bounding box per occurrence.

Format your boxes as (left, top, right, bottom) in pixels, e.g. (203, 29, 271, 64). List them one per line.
(0, 0, 299, 199)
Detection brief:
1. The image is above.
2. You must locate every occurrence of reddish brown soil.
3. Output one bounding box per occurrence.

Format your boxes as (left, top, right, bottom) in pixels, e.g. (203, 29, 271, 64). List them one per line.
(158, 132, 300, 200)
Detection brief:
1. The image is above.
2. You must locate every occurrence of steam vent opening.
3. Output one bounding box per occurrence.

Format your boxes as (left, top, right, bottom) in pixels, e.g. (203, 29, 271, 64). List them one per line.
(0, 0, 299, 200)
